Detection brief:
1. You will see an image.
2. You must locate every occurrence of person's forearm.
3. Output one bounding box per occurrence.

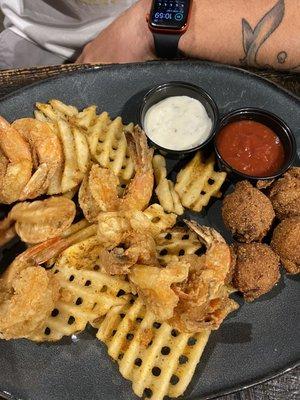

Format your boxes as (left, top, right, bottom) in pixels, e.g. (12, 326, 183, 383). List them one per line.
(180, 0, 299, 71)
(76, 0, 299, 71)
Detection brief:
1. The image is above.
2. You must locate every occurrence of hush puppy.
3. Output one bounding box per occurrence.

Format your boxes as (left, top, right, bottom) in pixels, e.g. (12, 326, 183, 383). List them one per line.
(222, 181, 275, 242)
(232, 243, 280, 301)
(270, 167, 300, 220)
(271, 217, 300, 274)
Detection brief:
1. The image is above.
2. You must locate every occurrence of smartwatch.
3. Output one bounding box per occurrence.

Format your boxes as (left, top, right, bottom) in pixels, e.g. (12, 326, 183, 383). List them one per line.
(148, 0, 192, 59)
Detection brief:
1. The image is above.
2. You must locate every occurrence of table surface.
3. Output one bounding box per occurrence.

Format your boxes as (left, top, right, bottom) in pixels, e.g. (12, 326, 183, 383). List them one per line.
(0, 62, 299, 400)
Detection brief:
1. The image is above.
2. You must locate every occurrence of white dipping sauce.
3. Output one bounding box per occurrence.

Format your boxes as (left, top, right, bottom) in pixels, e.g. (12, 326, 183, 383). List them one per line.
(144, 96, 212, 150)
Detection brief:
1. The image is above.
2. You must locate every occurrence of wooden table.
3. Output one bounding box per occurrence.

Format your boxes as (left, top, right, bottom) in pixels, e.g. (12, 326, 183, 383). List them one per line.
(0, 63, 299, 400)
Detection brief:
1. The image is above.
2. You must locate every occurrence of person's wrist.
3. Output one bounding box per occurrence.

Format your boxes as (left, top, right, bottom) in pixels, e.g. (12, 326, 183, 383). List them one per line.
(178, 0, 197, 58)
(135, 0, 156, 60)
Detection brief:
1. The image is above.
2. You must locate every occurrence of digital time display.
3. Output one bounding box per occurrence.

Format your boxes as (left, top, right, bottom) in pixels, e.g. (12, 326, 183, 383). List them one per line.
(150, 0, 190, 30)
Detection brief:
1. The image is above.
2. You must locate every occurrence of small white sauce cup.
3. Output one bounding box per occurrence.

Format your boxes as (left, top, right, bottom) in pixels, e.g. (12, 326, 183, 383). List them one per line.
(139, 81, 219, 157)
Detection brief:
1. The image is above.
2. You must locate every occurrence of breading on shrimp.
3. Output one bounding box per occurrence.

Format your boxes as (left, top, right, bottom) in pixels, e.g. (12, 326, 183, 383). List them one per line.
(89, 164, 119, 212)
(78, 170, 102, 223)
(12, 118, 63, 199)
(80, 126, 154, 221)
(99, 232, 158, 275)
(0, 266, 60, 340)
(129, 260, 189, 321)
(0, 116, 32, 203)
(0, 197, 76, 244)
(118, 126, 154, 211)
(0, 238, 72, 339)
(169, 221, 238, 333)
(2, 237, 71, 287)
(97, 206, 176, 247)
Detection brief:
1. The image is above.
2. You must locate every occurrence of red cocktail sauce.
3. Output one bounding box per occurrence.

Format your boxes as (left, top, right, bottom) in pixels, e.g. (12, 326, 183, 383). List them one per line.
(216, 120, 285, 177)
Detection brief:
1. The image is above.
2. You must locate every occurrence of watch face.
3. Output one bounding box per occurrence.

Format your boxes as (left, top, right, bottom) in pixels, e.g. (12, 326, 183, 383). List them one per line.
(150, 0, 190, 30)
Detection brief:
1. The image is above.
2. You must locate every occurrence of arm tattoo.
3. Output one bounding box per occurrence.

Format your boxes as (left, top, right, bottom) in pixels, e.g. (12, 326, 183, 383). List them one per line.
(240, 0, 286, 68)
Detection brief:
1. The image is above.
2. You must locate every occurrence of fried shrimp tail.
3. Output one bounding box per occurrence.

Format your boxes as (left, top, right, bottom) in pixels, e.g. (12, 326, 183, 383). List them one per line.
(119, 126, 154, 211)
(79, 126, 154, 221)
(169, 220, 238, 333)
(2, 237, 71, 287)
(129, 260, 189, 321)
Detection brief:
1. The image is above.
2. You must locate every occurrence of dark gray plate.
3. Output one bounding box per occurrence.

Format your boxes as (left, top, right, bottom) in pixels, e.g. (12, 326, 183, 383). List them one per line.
(0, 61, 299, 400)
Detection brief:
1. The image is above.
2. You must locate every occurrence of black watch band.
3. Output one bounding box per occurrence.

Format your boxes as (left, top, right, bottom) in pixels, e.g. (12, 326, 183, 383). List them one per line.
(153, 33, 180, 59)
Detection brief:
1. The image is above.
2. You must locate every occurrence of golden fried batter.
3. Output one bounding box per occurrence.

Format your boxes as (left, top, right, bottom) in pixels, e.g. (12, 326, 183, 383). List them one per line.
(0, 266, 60, 339)
(271, 217, 300, 274)
(99, 232, 158, 275)
(169, 221, 238, 333)
(232, 243, 280, 301)
(270, 167, 300, 220)
(222, 181, 275, 242)
(129, 260, 189, 321)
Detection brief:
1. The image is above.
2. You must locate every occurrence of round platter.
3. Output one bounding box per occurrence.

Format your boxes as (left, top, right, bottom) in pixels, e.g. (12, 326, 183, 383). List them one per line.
(0, 61, 299, 400)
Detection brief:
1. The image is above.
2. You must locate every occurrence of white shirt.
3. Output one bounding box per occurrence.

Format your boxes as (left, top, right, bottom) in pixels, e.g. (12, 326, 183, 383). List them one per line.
(0, 0, 136, 59)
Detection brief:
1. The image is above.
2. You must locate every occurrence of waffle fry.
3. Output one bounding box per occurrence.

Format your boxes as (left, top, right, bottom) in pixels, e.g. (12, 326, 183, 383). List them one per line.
(57, 119, 83, 192)
(35, 101, 65, 122)
(50, 99, 78, 118)
(143, 204, 177, 233)
(175, 151, 227, 212)
(36, 100, 94, 129)
(155, 227, 202, 265)
(95, 223, 208, 399)
(71, 105, 97, 129)
(96, 296, 210, 400)
(88, 116, 135, 183)
(36, 100, 135, 185)
(36, 100, 97, 132)
(29, 237, 132, 342)
(153, 155, 184, 215)
(73, 127, 90, 175)
(86, 111, 111, 158)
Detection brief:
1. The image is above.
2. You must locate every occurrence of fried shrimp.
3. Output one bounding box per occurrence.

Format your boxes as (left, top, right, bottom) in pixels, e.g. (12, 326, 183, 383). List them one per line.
(269, 167, 300, 220)
(118, 126, 154, 211)
(80, 126, 154, 221)
(2, 237, 72, 287)
(0, 238, 71, 339)
(0, 266, 60, 340)
(169, 221, 238, 333)
(12, 118, 63, 199)
(129, 260, 189, 321)
(99, 232, 158, 275)
(0, 197, 76, 244)
(97, 207, 176, 247)
(78, 171, 102, 223)
(88, 164, 120, 212)
(222, 181, 275, 242)
(0, 116, 32, 203)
